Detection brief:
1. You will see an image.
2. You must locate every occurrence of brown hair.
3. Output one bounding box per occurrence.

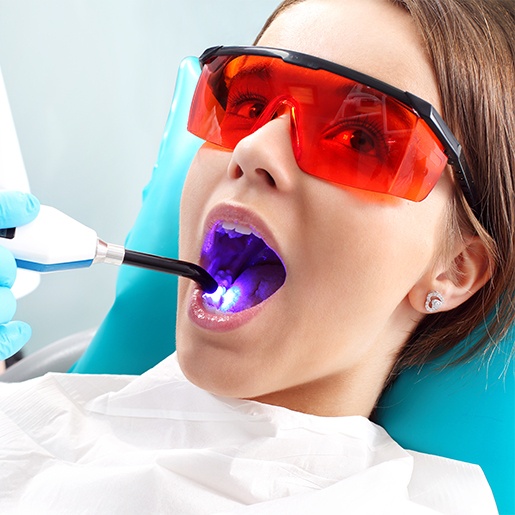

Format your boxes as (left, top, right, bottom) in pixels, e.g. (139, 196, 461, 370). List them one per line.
(257, 0, 515, 371)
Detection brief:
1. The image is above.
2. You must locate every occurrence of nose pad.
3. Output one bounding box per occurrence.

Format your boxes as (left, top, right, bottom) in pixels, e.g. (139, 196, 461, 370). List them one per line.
(254, 99, 301, 162)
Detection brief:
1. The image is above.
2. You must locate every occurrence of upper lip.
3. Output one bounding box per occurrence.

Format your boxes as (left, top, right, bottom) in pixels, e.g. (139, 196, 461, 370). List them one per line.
(201, 203, 283, 261)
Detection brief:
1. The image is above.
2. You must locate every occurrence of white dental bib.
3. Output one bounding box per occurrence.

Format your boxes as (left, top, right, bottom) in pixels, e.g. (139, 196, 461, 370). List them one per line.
(0, 354, 497, 514)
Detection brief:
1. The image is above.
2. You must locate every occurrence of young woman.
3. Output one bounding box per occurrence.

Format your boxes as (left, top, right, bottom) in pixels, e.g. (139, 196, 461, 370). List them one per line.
(0, 0, 512, 512)
(178, 0, 513, 415)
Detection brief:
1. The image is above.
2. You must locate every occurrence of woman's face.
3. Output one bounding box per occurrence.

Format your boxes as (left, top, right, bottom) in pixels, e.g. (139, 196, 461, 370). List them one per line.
(176, 0, 454, 415)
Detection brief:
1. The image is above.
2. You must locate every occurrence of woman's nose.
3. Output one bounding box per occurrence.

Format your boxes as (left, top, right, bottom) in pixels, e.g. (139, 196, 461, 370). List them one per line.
(226, 110, 299, 192)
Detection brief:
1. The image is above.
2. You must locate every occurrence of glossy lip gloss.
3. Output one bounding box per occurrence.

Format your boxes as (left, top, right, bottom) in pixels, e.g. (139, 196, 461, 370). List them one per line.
(189, 286, 269, 332)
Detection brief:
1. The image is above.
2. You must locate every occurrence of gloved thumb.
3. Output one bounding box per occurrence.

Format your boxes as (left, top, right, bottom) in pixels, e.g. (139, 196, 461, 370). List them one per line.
(0, 321, 31, 360)
(0, 191, 40, 228)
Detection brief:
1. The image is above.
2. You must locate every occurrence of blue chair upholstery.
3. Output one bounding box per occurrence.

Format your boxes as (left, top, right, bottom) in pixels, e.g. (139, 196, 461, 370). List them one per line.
(70, 57, 203, 376)
(376, 339, 514, 514)
(71, 57, 514, 514)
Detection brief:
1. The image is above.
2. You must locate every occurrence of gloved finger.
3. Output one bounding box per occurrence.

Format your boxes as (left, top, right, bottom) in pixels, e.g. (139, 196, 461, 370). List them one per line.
(0, 321, 31, 360)
(0, 191, 40, 228)
(0, 247, 17, 288)
(0, 286, 16, 323)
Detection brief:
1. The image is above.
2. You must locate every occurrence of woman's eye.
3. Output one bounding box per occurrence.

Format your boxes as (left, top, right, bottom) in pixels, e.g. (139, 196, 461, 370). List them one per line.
(226, 91, 268, 120)
(336, 128, 378, 156)
(235, 101, 265, 119)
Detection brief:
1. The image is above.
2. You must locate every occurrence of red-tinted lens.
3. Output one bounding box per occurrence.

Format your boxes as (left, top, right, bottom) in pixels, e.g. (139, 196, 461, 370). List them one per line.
(188, 53, 448, 201)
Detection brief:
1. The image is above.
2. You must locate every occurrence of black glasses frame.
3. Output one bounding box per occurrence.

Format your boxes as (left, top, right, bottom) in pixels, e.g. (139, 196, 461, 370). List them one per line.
(199, 45, 483, 225)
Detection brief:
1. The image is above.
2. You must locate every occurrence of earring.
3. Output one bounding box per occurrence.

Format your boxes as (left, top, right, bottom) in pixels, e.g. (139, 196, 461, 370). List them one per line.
(425, 291, 444, 313)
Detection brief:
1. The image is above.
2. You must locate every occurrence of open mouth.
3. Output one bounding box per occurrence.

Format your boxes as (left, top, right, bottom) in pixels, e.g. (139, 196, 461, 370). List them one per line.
(200, 221, 286, 313)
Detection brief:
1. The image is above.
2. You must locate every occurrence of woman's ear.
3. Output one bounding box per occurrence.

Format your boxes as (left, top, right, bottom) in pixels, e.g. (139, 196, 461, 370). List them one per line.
(408, 236, 494, 314)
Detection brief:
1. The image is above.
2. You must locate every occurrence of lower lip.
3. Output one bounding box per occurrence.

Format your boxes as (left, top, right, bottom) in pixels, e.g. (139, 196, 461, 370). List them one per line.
(188, 288, 265, 332)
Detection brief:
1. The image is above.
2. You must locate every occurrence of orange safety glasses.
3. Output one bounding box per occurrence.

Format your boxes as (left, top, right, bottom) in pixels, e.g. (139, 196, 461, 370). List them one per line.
(188, 46, 481, 217)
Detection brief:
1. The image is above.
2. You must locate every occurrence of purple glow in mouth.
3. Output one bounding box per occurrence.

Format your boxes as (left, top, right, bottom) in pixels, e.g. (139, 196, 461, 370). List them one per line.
(201, 222, 286, 313)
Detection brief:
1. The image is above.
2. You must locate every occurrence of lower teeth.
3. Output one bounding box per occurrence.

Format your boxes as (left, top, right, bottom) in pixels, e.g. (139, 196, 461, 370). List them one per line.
(203, 285, 240, 313)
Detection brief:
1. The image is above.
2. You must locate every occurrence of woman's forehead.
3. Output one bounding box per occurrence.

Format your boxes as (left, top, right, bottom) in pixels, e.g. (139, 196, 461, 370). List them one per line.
(257, 0, 441, 111)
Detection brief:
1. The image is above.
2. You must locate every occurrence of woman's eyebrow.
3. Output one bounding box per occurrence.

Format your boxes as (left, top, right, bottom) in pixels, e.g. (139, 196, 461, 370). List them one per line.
(226, 63, 272, 85)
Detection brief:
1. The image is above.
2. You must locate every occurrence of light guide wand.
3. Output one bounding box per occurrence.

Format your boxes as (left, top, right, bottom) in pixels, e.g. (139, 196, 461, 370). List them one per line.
(0, 206, 218, 294)
(94, 239, 217, 293)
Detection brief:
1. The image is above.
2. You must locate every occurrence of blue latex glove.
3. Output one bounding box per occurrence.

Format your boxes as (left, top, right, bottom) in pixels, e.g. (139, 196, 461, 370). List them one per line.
(0, 191, 40, 360)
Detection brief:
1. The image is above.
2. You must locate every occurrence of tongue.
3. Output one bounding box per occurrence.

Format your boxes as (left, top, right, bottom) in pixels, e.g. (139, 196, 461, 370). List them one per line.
(229, 263, 286, 312)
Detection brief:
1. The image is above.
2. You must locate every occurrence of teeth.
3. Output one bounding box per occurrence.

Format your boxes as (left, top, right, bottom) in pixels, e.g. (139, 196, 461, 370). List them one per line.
(221, 221, 253, 236)
(221, 221, 236, 231)
(234, 224, 253, 235)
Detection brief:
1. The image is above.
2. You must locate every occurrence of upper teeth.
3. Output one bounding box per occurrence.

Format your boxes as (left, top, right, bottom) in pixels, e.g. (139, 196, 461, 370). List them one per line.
(221, 221, 253, 235)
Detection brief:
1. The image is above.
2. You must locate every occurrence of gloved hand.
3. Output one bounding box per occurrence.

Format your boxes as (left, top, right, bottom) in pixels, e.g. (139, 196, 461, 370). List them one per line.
(0, 191, 40, 360)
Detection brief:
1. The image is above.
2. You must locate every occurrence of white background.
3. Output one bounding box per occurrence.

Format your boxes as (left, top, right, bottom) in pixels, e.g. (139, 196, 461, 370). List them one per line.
(0, 0, 281, 353)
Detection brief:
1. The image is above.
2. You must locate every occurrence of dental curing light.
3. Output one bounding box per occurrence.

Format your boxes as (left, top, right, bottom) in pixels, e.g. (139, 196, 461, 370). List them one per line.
(0, 205, 218, 294)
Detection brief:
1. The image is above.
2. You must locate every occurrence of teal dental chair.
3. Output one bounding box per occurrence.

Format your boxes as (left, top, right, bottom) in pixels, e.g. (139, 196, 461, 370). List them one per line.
(7, 57, 515, 513)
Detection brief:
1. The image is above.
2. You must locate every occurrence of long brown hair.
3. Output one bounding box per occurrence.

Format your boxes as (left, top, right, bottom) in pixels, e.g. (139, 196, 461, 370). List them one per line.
(257, 0, 515, 371)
